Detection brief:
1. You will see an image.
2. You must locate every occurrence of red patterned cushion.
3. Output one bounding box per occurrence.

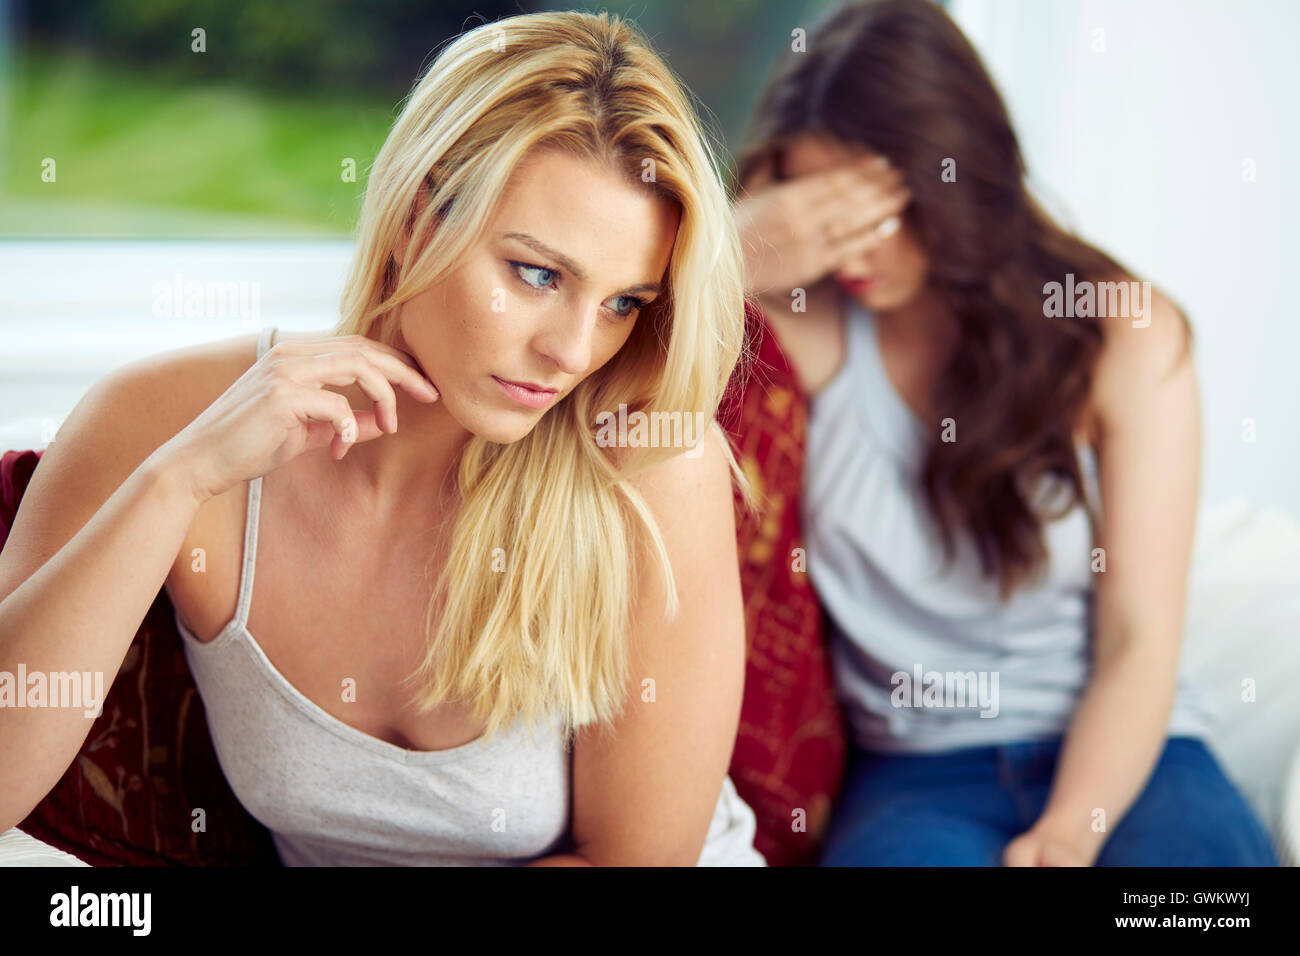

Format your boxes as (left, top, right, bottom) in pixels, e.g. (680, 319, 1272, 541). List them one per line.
(719, 301, 849, 866)
(1, 448, 278, 866)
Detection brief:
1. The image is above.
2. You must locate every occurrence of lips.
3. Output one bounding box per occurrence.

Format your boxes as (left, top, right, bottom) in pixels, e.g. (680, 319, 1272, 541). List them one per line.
(839, 276, 877, 294)
(500, 377, 558, 393)
(492, 375, 560, 410)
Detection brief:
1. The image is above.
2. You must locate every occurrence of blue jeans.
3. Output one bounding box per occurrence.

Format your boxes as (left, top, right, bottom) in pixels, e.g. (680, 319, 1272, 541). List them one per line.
(819, 735, 1280, 866)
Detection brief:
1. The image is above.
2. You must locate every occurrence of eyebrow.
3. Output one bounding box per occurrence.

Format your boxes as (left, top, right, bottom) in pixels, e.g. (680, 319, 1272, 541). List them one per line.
(500, 232, 663, 297)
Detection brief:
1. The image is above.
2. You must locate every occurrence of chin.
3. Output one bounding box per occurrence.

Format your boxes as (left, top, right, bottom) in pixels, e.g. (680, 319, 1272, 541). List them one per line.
(427, 372, 547, 444)
(846, 286, 882, 311)
(862, 287, 912, 312)
(451, 401, 546, 445)
(484, 419, 542, 444)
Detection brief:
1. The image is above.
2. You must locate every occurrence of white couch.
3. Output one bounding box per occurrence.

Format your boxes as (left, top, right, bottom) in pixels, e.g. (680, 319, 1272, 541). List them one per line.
(1180, 499, 1300, 865)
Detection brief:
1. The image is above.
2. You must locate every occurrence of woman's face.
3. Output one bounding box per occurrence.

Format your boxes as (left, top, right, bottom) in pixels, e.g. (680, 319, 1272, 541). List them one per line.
(394, 145, 679, 444)
(780, 135, 929, 313)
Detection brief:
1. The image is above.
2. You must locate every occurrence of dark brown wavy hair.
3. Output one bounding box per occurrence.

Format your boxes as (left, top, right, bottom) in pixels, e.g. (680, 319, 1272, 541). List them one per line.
(735, 0, 1190, 599)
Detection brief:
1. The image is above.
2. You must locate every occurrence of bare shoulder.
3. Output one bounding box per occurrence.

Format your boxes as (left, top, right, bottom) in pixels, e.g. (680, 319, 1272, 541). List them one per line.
(58, 331, 265, 480)
(1088, 283, 1194, 432)
(1092, 285, 1192, 385)
(623, 424, 741, 612)
(624, 422, 734, 502)
(37, 329, 264, 486)
(118, 325, 330, 415)
(0, 332, 264, 604)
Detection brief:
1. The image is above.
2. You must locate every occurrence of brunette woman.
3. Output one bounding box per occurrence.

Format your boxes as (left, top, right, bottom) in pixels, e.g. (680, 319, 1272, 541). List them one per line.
(733, 0, 1277, 865)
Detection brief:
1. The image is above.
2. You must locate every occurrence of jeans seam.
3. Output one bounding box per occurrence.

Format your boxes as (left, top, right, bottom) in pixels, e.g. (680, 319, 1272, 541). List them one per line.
(997, 747, 1040, 831)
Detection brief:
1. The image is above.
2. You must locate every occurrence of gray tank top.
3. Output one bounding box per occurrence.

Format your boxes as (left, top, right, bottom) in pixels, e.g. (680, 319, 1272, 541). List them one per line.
(175, 325, 765, 866)
(802, 296, 1214, 754)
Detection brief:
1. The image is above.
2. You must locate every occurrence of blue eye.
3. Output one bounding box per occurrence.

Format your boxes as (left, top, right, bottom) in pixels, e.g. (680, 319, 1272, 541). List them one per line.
(511, 261, 558, 290)
(509, 259, 646, 321)
(608, 295, 646, 319)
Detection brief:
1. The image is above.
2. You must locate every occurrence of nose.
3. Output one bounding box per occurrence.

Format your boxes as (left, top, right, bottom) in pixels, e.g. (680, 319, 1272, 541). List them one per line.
(833, 240, 876, 283)
(834, 253, 874, 283)
(533, 300, 600, 377)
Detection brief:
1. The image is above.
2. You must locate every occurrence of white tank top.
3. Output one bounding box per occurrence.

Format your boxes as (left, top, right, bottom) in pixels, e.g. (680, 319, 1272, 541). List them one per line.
(801, 296, 1215, 754)
(176, 325, 765, 865)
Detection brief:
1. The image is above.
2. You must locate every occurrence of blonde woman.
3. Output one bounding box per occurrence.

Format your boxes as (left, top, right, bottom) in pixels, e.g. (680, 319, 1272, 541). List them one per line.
(0, 12, 766, 866)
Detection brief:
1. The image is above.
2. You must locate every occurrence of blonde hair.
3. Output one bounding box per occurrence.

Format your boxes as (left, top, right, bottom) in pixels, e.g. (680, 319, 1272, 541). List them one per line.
(332, 11, 755, 748)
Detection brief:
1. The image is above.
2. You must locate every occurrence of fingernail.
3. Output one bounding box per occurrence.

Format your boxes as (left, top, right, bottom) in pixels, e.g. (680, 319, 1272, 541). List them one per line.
(873, 156, 890, 170)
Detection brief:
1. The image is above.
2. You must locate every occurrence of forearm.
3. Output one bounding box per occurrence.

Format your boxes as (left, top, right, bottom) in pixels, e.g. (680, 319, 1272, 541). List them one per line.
(523, 853, 594, 866)
(0, 452, 201, 830)
(1033, 641, 1179, 861)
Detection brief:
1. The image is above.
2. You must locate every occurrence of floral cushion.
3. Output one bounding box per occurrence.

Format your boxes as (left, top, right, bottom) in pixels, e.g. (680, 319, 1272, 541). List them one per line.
(1, 448, 279, 866)
(718, 301, 849, 866)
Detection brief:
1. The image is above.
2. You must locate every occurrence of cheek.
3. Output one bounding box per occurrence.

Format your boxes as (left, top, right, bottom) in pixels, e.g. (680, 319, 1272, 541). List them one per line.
(397, 285, 440, 350)
(595, 317, 640, 374)
(401, 274, 495, 367)
(889, 232, 929, 289)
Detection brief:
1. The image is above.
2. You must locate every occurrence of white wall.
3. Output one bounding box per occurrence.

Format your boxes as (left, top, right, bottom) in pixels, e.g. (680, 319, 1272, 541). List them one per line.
(950, 0, 1300, 521)
(0, 240, 354, 451)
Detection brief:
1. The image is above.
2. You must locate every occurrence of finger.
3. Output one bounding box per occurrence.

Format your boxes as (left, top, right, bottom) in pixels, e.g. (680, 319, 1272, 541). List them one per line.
(329, 410, 382, 460)
(824, 191, 910, 257)
(345, 335, 442, 401)
(294, 387, 364, 460)
(821, 211, 909, 277)
(296, 351, 401, 435)
(1001, 837, 1037, 867)
(302, 411, 381, 457)
(801, 183, 906, 266)
(818, 182, 910, 247)
(1040, 842, 1085, 867)
(272, 336, 440, 402)
(802, 157, 903, 212)
(807, 173, 906, 233)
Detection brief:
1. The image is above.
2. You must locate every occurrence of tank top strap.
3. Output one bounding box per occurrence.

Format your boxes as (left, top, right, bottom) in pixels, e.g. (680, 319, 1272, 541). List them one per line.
(234, 477, 262, 629)
(257, 324, 277, 357)
(234, 326, 277, 629)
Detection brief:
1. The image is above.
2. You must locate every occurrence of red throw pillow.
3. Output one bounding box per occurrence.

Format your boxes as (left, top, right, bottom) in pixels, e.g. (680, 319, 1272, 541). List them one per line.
(718, 301, 849, 866)
(1, 448, 278, 866)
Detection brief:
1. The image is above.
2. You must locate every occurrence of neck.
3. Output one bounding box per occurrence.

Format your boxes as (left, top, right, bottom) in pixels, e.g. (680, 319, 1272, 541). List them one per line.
(336, 387, 471, 519)
(873, 284, 956, 344)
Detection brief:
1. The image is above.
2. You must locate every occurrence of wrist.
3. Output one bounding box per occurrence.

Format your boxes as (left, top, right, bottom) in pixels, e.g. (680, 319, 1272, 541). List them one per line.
(1033, 808, 1108, 862)
(139, 442, 216, 509)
